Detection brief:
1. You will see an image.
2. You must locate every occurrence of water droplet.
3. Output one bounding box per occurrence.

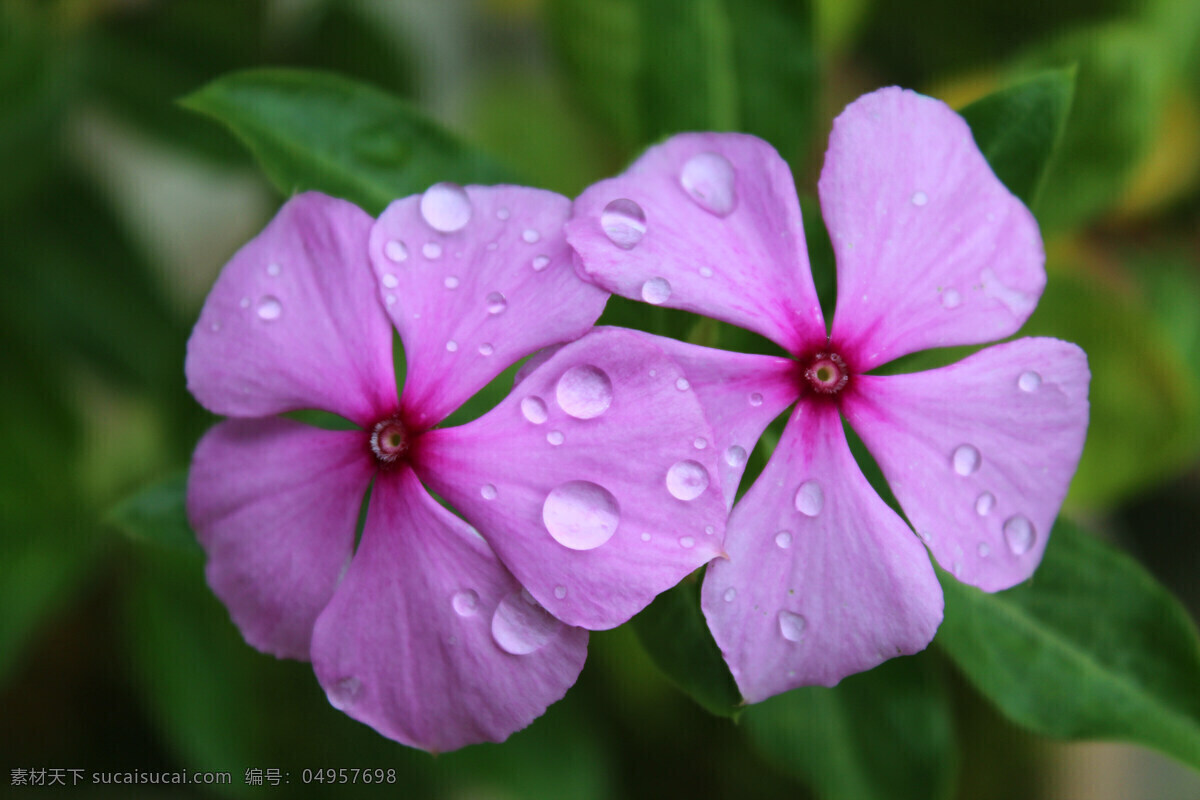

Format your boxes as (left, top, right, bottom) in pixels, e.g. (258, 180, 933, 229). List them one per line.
(723, 588, 736, 603)
(422, 242, 442, 260)
(452, 589, 479, 616)
(554, 585, 567, 600)
(496, 207, 510, 220)
(543, 480, 620, 550)
(1003, 515, 1036, 555)
(521, 396, 548, 424)
(749, 392, 764, 407)
(601, 198, 646, 249)
(385, 240, 409, 262)
(444, 276, 460, 289)
(481, 484, 497, 500)
(680, 152, 737, 216)
(975, 491, 996, 516)
(699, 266, 714, 278)
(724, 445, 747, 468)
(532, 255, 550, 271)
(210, 321, 220, 332)
(942, 288, 961, 309)
(1018, 371, 1042, 392)
(640, 532, 651, 542)
(239, 296, 251, 309)
(382, 273, 399, 289)
(911, 191, 928, 207)
(952, 444, 981, 476)
(693, 437, 708, 450)
(918, 530, 933, 543)
(679, 536, 695, 548)
(556, 364, 613, 419)
(327, 676, 361, 710)
(794, 480, 824, 517)
(705, 525, 715, 535)
(641, 277, 672, 305)
(446, 340, 458, 352)
(266, 262, 281, 276)
(256, 296, 282, 321)
(978, 542, 991, 558)
(666, 460, 710, 501)
(675, 377, 690, 391)
(522, 228, 540, 243)
(546, 430, 564, 446)
(778, 610, 807, 642)
(385, 294, 396, 306)
(775, 531, 792, 549)
(420, 182, 472, 232)
(492, 591, 561, 655)
(478, 342, 494, 356)
(486, 291, 507, 314)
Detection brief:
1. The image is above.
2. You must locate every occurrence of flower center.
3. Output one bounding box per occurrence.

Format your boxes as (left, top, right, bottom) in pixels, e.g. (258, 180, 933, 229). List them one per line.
(369, 415, 409, 468)
(803, 351, 850, 396)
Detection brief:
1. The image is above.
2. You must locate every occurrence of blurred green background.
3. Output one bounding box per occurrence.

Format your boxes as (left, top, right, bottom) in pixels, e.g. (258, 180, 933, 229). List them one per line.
(2, 0, 1199, 797)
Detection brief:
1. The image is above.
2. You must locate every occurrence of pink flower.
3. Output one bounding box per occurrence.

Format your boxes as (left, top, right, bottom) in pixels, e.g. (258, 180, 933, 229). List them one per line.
(185, 188, 727, 750)
(566, 88, 1091, 702)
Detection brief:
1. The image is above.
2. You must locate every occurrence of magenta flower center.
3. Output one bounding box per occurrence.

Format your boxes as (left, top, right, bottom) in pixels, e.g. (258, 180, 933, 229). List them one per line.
(803, 351, 850, 396)
(369, 415, 409, 467)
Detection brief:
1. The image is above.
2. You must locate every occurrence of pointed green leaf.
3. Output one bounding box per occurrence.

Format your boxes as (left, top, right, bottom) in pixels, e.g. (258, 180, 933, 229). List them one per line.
(960, 68, 1075, 207)
(181, 69, 515, 215)
(937, 519, 1200, 770)
(742, 652, 958, 800)
(107, 470, 201, 555)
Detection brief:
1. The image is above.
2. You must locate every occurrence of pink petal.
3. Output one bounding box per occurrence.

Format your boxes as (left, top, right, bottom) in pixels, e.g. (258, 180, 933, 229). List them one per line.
(843, 338, 1090, 591)
(187, 193, 397, 427)
(634, 333, 800, 508)
(187, 417, 373, 660)
(310, 467, 588, 752)
(416, 327, 728, 630)
(567, 133, 826, 353)
(369, 185, 607, 428)
(701, 401, 943, 702)
(821, 88, 1045, 371)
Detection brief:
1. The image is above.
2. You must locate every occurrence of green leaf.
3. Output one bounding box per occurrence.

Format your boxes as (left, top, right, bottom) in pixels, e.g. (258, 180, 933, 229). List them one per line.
(630, 579, 742, 717)
(107, 471, 201, 555)
(181, 69, 514, 215)
(548, 0, 817, 160)
(936, 519, 1200, 770)
(742, 652, 958, 800)
(960, 68, 1075, 207)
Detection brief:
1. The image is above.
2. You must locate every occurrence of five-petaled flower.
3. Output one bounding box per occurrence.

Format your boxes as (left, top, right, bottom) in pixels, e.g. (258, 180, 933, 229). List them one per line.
(185, 187, 729, 750)
(567, 87, 1090, 702)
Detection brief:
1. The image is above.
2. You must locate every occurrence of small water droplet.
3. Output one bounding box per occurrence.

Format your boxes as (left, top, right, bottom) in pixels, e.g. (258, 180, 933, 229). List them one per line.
(492, 591, 561, 655)
(1003, 515, 1036, 555)
(486, 291, 507, 314)
(705, 525, 715, 535)
(446, 340, 458, 352)
(975, 491, 996, 516)
(724, 445, 748, 468)
(675, 377, 690, 391)
(547, 430, 564, 446)
(699, 266, 714, 278)
(723, 588, 736, 603)
(496, 207, 510, 220)
(382, 273, 399, 289)
(444, 276, 460, 289)
(601, 198, 647, 249)
(256, 296, 282, 321)
(666, 460, 710, 501)
(521, 396, 548, 424)
(452, 589, 479, 616)
(532, 255, 550, 271)
(978, 542, 991, 558)
(210, 321, 220, 332)
(481, 484, 497, 500)
(775, 531, 792, 549)
(266, 262, 281, 276)
(794, 481, 824, 517)
(385, 294, 396, 306)
(522, 229, 540, 243)
(1018, 371, 1042, 392)
(641, 277, 672, 305)
(478, 342, 494, 356)
(327, 676, 361, 710)
(385, 240, 409, 262)
(239, 296, 251, 309)
(911, 191, 928, 206)
(556, 364, 613, 419)
(952, 444, 981, 476)
(420, 182, 472, 232)
(640, 532, 651, 542)
(679, 536, 695, 548)
(918, 530, 933, 543)
(942, 288, 961, 309)
(680, 152, 737, 216)
(422, 242, 442, 259)
(778, 610, 807, 642)
(749, 392, 764, 406)
(543, 480, 620, 550)
(693, 437, 708, 450)
(554, 585, 567, 600)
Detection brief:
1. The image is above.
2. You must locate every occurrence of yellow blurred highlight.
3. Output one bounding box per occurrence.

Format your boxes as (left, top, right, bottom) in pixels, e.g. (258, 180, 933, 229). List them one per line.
(1114, 87, 1200, 218)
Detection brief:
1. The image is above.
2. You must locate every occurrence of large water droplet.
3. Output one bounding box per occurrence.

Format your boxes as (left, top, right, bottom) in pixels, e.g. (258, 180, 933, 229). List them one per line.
(1018, 371, 1042, 392)
(911, 191, 928, 207)
(778, 610, 807, 642)
(478, 342, 494, 356)
(556, 365, 613, 419)
(256, 296, 282, 321)
(521, 396, 548, 424)
(384, 239, 408, 262)
(327, 676, 361, 710)
(942, 288, 961, 309)
(1003, 515, 1036, 555)
(543, 480, 620, 550)
(486, 291, 507, 314)
(452, 589, 479, 617)
(481, 484, 498, 500)
(794, 480, 824, 517)
(641, 277, 672, 305)
(775, 530, 792, 549)
(666, 460, 709, 501)
(492, 590, 561, 655)
(601, 198, 647, 249)
(420, 182, 472, 232)
(724, 445, 747, 468)
(975, 491, 996, 516)
(749, 392, 764, 407)
(680, 152, 736, 216)
(952, 444, 981, 476)
(445, 340, 458, 352)
(675, 377, 690, 391)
